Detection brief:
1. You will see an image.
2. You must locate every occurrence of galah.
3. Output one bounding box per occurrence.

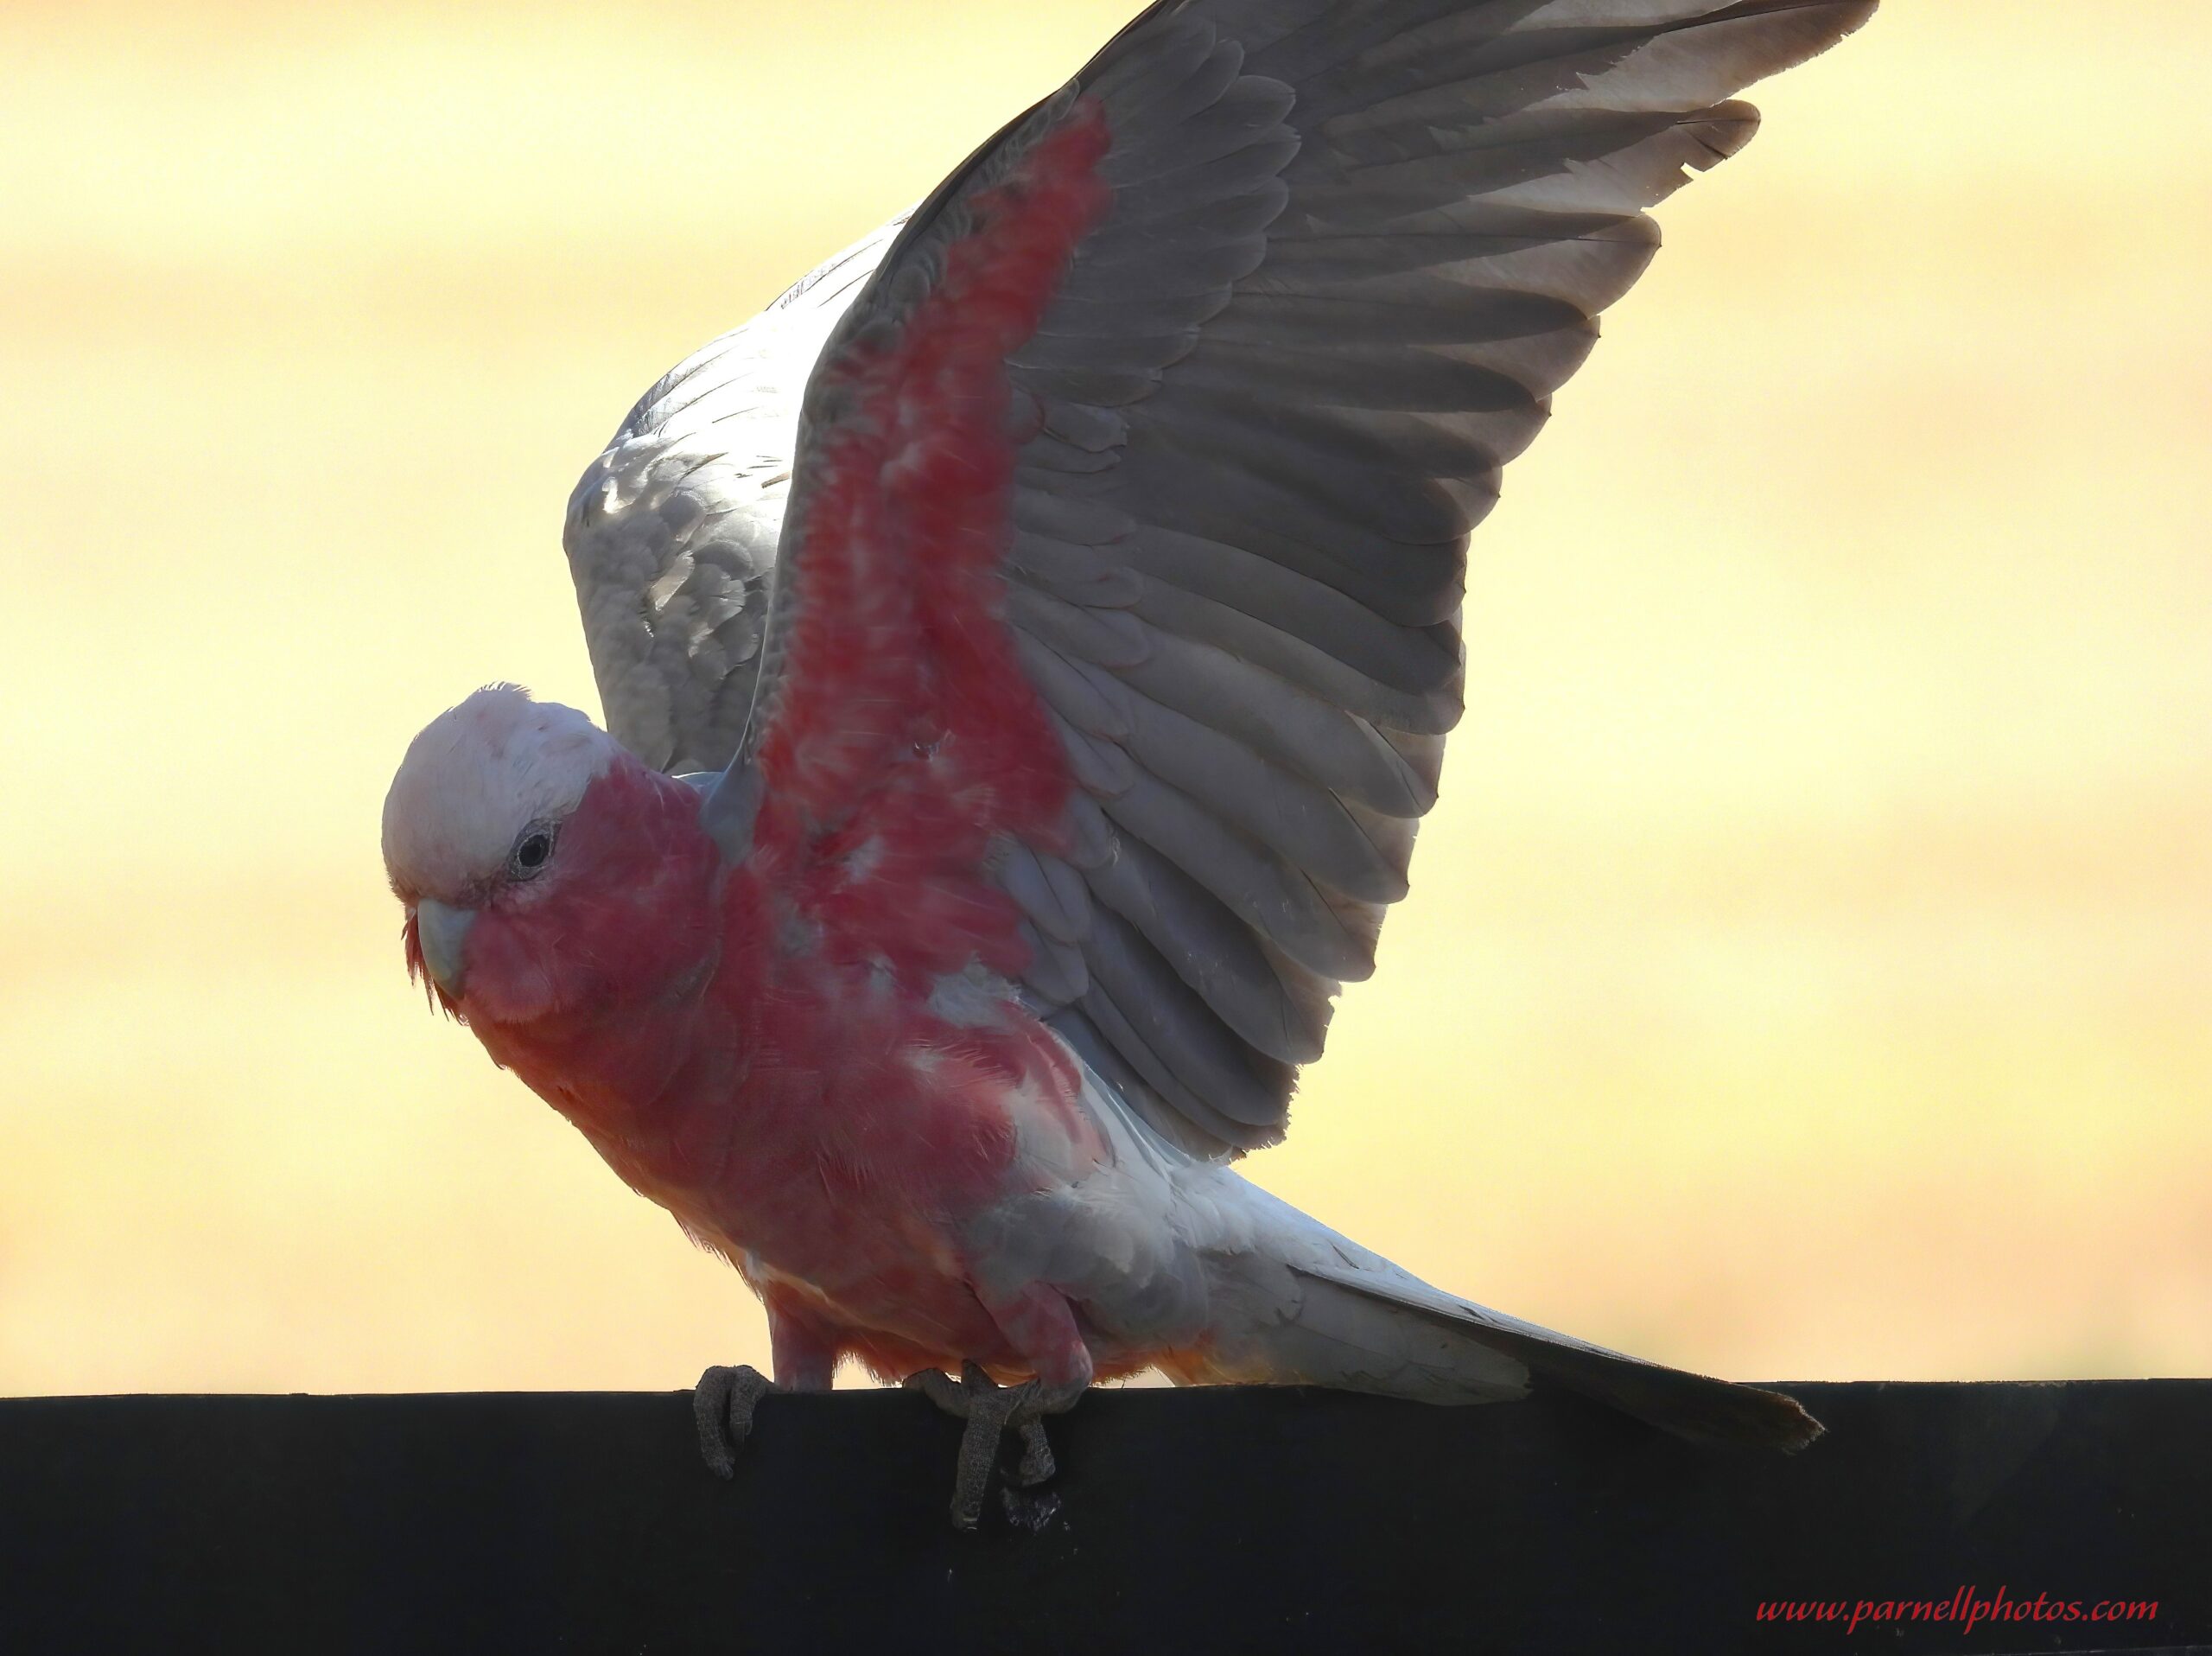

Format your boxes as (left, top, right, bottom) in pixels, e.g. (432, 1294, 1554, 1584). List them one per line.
(383, 0, 1875, 1528)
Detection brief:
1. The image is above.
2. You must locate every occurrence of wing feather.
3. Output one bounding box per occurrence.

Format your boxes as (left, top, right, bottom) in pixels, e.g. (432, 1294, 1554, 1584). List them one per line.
(686, 0, 1875, 1155)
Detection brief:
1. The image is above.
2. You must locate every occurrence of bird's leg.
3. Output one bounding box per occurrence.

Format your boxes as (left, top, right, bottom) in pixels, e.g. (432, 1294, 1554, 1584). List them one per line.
(695, 1295, 842, 1478)
(693, 1364, 779, 1479)
(903, 1361, 1086, 1530)
(1013, 1414, 1058, 1488)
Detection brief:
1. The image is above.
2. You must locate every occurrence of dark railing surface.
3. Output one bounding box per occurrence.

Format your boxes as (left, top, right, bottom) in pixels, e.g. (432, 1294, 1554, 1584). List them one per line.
(2, 1380, 2205, 1654)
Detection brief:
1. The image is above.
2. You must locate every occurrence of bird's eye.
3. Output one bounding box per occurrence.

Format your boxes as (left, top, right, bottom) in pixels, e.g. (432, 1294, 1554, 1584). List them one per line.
(508, 826, 556, 880)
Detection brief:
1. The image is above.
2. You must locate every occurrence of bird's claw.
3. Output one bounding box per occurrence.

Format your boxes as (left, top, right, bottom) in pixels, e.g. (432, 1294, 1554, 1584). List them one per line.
(694, 1363, 778, 1479)
(904, 1360, 1084, 1530)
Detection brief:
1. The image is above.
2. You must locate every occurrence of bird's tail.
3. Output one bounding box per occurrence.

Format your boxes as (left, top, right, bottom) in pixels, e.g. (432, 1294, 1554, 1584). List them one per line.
(1173, 1186, 1821, 1452)
(1290, 1261, 1821, 1451)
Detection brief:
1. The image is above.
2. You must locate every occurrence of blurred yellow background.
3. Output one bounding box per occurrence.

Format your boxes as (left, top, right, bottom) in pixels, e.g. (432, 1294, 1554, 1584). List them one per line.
(1, 0, 2205, 1397)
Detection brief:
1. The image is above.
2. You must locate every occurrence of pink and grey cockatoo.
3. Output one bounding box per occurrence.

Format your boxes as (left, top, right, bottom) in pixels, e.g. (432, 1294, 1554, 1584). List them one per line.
(382, 0, 1874, 1527)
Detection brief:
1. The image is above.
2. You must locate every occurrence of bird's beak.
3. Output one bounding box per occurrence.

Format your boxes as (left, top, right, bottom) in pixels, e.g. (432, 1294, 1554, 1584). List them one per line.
(414, 898, 475, 997)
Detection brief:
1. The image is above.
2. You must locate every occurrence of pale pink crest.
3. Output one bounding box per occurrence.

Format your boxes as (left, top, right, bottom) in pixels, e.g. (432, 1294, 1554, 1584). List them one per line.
(381, 685, 618, 903)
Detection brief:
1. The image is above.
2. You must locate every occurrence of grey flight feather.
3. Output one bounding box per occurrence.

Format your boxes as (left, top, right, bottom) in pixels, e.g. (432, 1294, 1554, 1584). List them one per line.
(728, 0, 1872, 1156)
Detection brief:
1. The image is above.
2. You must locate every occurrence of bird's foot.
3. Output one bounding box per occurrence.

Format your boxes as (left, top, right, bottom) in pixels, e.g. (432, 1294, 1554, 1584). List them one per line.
(903, 1361, 1084, 1530)
(694, 1363, 779, 1479)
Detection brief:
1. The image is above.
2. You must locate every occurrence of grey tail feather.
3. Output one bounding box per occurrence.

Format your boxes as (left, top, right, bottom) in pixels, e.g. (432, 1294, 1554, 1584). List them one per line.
(1292, 1266, 1824, 1453)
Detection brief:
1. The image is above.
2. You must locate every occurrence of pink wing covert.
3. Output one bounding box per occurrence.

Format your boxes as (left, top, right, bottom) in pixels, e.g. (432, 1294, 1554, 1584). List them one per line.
(744, 105, 1114, 994)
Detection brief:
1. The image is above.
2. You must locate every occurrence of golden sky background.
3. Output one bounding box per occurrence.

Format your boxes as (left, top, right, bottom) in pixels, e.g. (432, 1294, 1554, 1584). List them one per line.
(2, 1, 2206, 1396)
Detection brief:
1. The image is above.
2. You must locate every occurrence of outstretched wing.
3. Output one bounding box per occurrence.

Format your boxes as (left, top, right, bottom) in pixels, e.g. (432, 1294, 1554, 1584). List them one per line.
(725, 0, 1876, 1156)
(563, 219, 904, 774)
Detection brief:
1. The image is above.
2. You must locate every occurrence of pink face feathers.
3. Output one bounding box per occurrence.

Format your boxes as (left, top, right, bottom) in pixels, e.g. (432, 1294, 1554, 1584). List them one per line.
(383, 685, 724, 1036)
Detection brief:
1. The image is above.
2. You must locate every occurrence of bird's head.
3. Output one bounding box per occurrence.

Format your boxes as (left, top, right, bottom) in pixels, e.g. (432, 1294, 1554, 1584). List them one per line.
(381, 684, 716, 1029)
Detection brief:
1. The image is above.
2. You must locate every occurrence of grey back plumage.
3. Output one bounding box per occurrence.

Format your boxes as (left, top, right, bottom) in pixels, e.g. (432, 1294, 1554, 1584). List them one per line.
(563, 219, 904, 774)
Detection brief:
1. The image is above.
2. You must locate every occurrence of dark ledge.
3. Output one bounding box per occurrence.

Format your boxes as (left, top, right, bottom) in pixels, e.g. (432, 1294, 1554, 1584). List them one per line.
(2, 1381, 2204, 1654)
